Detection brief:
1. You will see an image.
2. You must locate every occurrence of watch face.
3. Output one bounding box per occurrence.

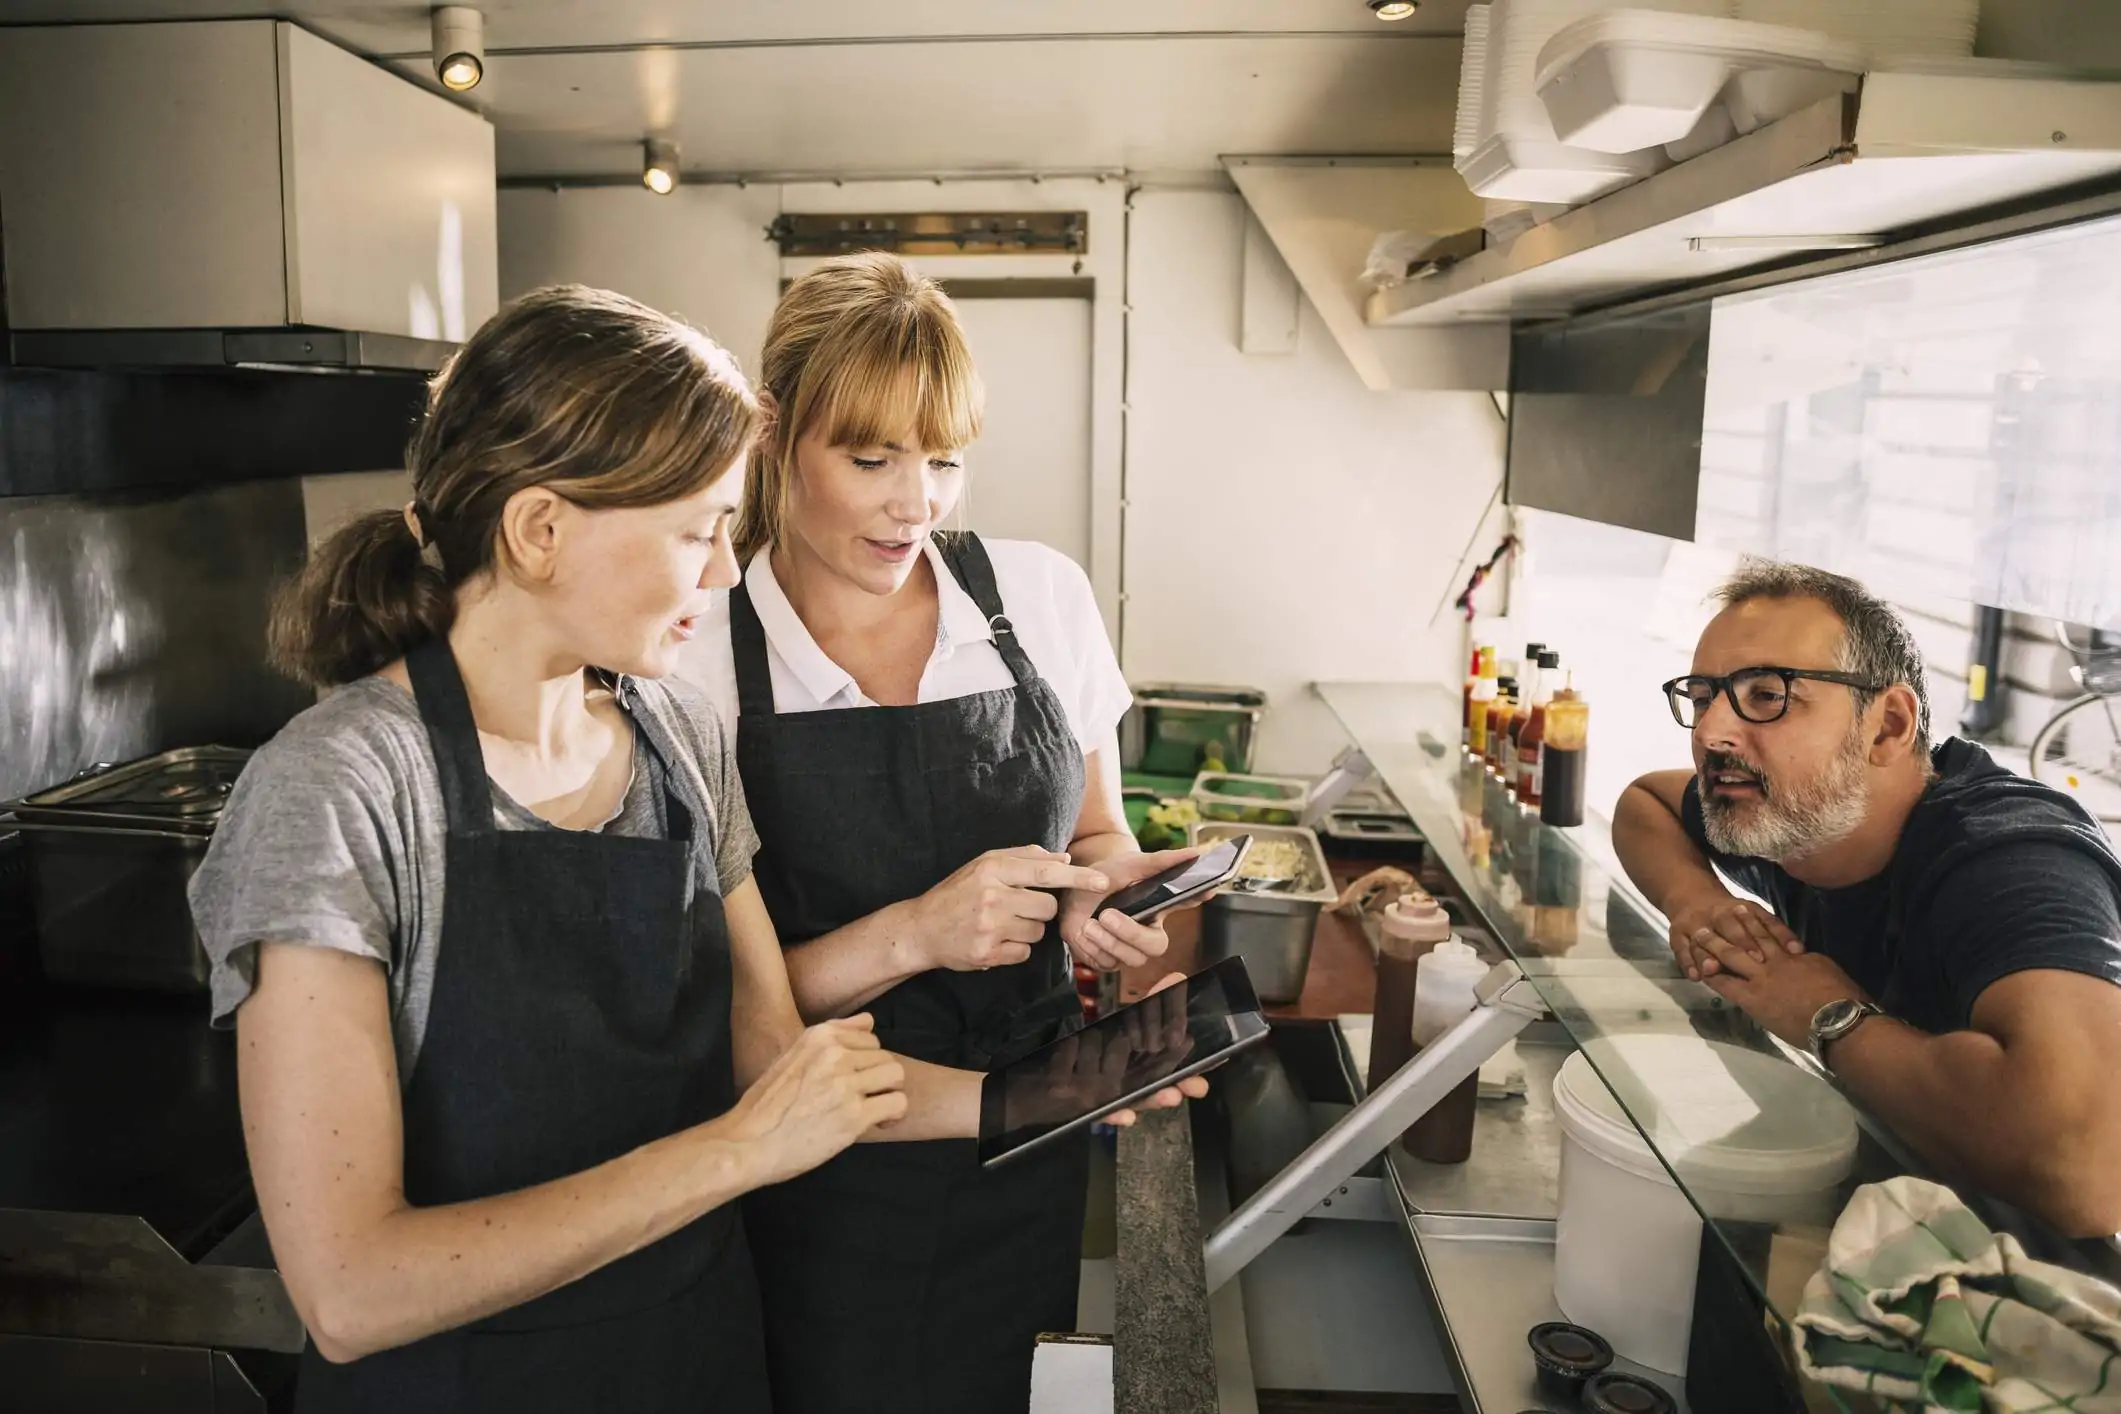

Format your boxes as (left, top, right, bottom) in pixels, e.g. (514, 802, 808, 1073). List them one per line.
(1816, 999, 1861, 1032)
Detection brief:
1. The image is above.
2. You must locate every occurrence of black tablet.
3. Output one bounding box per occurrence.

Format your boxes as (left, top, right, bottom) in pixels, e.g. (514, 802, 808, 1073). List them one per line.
(978, 955, 1271, 1169)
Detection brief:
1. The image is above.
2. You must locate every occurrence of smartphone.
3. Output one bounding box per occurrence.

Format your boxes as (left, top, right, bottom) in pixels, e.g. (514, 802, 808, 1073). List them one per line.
(978, 955, 1270, 1168)
(1095, 834, 1252, 923)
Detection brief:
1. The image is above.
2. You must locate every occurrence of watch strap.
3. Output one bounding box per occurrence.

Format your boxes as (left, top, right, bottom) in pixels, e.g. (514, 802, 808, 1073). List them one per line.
(1810, 999, 1884, 1069)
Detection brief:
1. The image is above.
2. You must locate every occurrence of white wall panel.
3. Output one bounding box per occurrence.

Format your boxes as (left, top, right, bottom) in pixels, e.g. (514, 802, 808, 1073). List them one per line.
(950, 298, 1096, 570)
(497, 185, 784, 374)
(1122, 189, 1507, 775)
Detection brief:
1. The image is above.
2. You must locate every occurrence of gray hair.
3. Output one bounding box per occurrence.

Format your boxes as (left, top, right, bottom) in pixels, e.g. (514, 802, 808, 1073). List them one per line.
(1713, 559, 1933, 753)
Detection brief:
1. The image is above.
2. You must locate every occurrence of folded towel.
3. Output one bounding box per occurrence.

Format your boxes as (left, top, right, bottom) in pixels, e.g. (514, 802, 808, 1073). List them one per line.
(1793, 1177, 2121, 1412)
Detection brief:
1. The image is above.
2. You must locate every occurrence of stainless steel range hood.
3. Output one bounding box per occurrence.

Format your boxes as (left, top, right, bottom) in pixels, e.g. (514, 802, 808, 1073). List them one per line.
(0, 20, 497, 375)
(1364, 69, 2121, 328)
(1232, 67, 2121, 391)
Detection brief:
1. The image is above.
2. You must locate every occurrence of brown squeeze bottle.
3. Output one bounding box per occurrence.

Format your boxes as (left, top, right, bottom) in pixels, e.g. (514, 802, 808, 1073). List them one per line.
(1368, 893, 1455, 1096)
(1517, 650, 1561, 808)
(1485, 677, 1518, 778)
(1540, 674, 1590, 828)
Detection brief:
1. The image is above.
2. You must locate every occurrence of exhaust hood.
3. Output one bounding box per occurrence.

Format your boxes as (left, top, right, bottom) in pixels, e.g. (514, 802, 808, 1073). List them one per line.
(1223, 158, 1508, 392)
(1364, 69, 2121, 328)
(1232, 68, 2121, 389)
(0, 20, 498, 373)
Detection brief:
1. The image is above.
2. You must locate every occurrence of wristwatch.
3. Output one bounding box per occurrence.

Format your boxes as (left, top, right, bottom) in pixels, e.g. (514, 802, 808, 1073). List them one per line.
(1808, 998, 1885, 1070)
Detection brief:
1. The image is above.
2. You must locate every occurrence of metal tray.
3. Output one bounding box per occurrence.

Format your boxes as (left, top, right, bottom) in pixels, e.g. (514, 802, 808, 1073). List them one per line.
(10, 747, 250, 836)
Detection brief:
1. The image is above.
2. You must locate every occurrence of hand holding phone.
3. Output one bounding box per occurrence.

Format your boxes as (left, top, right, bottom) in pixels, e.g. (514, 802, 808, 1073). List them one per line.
(1063, 837, 1252, 971)
(1096, 835, 1253, 923)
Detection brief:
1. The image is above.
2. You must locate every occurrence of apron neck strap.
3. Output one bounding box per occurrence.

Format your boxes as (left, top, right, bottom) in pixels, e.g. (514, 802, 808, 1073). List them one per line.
(727, 533, 1037, 713)
(728, 578, 776, 721)
(405, 635, 496, 836)
(938, 533, 1037, 688)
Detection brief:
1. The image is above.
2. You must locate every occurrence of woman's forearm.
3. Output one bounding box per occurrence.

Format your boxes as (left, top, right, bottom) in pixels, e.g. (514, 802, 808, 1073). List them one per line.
(780, 899, 934, 1021)
(1067, 828, 1137, 869)
(862, 1056, 981, 1142)
(295, 1120, 761, 1363)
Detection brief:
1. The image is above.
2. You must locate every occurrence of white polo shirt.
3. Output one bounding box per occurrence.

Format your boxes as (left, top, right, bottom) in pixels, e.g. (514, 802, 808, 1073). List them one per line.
(675, 538, 1133, 758)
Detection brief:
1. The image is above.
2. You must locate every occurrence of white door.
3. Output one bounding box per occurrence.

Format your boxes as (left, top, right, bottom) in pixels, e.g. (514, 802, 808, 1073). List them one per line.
(950, 295, 1094, 569)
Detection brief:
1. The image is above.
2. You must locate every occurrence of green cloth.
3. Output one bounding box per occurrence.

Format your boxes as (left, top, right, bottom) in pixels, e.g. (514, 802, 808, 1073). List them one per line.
(1794, 1177, 2121, 1412)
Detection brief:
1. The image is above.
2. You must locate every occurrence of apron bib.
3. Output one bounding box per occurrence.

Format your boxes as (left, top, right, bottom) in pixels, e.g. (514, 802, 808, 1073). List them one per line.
(294, 639, 769, 1414)
(735, 534, 1092, 1414)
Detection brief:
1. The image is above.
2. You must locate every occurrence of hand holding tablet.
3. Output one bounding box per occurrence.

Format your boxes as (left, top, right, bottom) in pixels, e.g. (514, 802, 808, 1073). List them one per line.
(978, 956, 1271, 1168)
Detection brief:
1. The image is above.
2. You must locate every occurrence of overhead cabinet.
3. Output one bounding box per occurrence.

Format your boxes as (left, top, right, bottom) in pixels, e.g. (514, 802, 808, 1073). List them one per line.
(0, 21, 498, 369)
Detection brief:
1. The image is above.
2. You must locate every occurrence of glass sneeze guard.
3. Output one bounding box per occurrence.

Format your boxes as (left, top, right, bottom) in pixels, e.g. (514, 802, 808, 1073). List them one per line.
(1314, 681, 1948, 1359)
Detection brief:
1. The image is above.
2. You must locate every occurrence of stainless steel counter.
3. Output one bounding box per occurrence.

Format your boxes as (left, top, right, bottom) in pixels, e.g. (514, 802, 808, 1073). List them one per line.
(1333, 1019, 1690, 1414)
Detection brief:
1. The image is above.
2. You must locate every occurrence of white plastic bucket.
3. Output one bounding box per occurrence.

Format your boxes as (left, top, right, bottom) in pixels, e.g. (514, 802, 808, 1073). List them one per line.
(1552, 1035, 1857, 1374)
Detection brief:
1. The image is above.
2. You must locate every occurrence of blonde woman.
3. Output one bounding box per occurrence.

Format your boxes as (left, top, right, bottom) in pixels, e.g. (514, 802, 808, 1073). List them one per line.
(678, 253, 1204, 1413)
(188, 288, 910, 1414)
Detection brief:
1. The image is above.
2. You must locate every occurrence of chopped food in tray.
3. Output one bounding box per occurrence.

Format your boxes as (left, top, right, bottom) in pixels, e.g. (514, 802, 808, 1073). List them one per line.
(1237, 838, 1308, 889)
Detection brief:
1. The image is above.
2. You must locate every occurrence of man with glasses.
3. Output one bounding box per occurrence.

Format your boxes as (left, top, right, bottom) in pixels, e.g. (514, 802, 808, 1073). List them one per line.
(1614, 561, 2121, 1237)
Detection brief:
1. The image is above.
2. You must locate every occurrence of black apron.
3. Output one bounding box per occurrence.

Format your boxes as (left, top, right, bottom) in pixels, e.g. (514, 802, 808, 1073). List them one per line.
(735, 534, 1092, 1414)
(294, 639, 770, 1414)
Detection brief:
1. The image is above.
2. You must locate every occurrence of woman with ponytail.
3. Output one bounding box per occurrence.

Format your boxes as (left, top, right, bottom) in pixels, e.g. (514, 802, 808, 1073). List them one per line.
(188, 286, 908, 1414)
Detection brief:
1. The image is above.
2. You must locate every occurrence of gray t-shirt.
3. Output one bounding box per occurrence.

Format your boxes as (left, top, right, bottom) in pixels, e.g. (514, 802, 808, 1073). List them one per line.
(189, 673, 759, 1082)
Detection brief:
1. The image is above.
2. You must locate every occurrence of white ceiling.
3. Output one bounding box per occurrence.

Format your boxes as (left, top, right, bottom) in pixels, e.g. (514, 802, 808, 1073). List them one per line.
(1, 2, 1479, 50)
(1, 1, 1471, 178)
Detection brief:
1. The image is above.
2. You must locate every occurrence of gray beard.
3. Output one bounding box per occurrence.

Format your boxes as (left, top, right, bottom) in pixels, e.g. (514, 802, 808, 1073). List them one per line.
(1700, 732, 1869, 863)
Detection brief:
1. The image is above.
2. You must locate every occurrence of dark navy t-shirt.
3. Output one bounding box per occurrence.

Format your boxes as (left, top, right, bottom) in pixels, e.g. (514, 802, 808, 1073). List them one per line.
(1681, 738, 2121, 1035)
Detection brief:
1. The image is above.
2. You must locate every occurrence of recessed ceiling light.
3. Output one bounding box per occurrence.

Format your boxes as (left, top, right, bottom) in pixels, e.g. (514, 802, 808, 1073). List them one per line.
(1370, 0, 1419, 18)
(643, 138, 680, 195)
(431, 6, 484, 92)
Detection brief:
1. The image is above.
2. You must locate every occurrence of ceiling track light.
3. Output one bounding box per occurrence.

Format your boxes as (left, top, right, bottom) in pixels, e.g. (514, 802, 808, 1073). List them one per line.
(431, 6, 485, 92)
(643, 138, 681, 195)
(1369, 0, 1420, 18)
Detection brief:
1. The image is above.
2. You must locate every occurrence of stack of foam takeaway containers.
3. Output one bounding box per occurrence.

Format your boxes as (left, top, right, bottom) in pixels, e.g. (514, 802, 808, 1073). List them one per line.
(1453, 0, 1980, 213)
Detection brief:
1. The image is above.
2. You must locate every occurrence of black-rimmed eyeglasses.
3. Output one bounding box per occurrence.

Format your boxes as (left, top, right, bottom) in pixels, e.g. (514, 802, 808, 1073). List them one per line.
(1660, 667, 1887, 729)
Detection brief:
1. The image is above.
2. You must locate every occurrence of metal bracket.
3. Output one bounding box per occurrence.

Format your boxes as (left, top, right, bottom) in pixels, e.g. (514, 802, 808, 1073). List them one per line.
(1202, 961, 1545, 1292)
(1304, 1175, 1393, 1224)
(1297, 745, 1375, 828)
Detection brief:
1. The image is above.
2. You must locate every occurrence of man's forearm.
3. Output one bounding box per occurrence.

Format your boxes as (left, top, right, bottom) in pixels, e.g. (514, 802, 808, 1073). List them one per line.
(1613, 782, 1729, 913)
(1829, 1018, 2107, 1234)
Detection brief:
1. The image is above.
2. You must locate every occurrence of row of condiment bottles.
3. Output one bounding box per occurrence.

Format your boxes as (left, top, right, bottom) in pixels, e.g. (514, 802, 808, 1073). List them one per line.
(1461, 640, 1589, 828)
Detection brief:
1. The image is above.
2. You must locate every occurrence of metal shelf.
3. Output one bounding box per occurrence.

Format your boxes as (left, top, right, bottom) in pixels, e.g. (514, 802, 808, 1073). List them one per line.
(1333, 1020, 1689, 1414)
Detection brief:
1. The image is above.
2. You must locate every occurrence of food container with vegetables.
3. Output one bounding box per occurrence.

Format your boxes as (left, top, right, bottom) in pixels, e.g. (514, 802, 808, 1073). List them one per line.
(1190, 772, 1312, 827)
(1188, 820, 1337, 1004)
(1120, 684, 1268, 777)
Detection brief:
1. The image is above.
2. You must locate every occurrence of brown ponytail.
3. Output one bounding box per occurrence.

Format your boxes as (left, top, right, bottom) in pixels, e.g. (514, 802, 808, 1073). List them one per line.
(270, 285, 761, 689)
